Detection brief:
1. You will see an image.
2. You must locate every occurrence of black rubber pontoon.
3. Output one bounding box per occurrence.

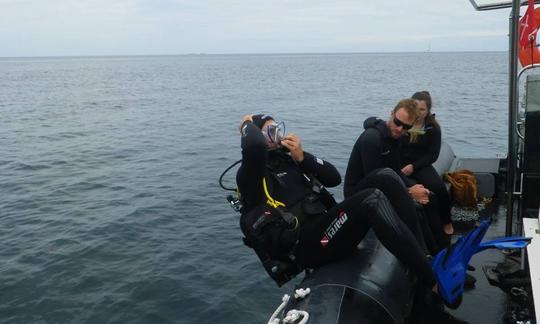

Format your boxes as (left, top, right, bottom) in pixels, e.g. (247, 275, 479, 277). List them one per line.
(281, 231, 416, 324)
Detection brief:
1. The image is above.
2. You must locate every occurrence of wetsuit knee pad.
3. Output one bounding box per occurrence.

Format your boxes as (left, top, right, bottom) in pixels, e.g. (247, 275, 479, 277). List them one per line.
(359, 188, 386, 208)
(358, 189, 402, 227)
(373, 168, 402, 183)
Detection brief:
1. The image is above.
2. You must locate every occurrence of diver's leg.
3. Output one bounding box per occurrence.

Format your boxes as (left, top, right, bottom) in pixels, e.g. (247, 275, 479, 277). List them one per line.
(413, 166, 452, 246)
(413, 166, 452, 226)
(417, 204, 441, 255)
(350, 188, 436, 286)
(422, 197, 450, 250)
(351, 168, 428, 251)
(294, 189, 373, 268)
(296, 188, 436, 287)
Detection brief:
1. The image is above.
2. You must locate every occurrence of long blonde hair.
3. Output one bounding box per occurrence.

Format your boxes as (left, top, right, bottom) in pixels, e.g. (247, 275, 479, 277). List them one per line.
(408, 91, 439, 143)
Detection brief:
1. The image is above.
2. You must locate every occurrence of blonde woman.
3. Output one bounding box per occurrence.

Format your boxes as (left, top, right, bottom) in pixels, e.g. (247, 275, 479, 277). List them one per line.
(400, 91, 454, 243)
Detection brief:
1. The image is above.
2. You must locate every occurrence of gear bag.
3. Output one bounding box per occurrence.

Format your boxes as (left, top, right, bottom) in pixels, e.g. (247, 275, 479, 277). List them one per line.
(444, 169, 478, 208)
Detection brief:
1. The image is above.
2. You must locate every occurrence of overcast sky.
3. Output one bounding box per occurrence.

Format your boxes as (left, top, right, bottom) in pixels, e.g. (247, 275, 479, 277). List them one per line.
(1, 0, 514, 57)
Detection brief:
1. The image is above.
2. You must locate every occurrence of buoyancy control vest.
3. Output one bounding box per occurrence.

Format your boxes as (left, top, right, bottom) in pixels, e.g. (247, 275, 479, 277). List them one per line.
(239, 157, 336, 286)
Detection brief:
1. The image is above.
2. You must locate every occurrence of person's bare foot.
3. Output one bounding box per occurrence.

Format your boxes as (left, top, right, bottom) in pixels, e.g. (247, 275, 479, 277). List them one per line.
(443, 223, 454, 235)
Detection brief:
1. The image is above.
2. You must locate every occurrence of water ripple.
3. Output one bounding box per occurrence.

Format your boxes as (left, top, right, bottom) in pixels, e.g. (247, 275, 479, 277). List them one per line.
(0, 53, 509, 323)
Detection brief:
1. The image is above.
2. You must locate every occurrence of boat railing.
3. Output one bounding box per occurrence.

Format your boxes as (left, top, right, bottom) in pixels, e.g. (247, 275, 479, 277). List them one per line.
(469, 0, 540, 11)
(516, 65, 540, 141)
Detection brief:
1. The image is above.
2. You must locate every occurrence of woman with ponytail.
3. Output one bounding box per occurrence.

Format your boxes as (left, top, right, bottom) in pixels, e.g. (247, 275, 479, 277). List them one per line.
(400, 91, 453, 249)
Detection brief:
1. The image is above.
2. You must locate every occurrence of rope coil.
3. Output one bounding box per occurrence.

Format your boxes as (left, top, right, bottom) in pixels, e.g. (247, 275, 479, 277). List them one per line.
(267, 288, 311, 324)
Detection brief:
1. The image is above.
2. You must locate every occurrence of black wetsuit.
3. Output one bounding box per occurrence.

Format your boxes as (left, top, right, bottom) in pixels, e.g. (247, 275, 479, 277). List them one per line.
(237, 121, 436, 286)
(344, 117, 442, 254)
(400, 121, 451, 224)
(344, 117, 414, 198)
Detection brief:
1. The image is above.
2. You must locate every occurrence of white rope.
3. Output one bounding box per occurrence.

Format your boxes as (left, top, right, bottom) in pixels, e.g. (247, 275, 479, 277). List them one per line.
(267, 288, 311, 324)
(268, 294, 290, 324)
(283, 310, 309, 324)
(294, 288, 310, 299)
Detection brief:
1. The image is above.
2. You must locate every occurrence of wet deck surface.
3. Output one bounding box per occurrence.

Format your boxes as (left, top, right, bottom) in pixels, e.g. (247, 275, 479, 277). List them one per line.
(446, 204, 533, 324)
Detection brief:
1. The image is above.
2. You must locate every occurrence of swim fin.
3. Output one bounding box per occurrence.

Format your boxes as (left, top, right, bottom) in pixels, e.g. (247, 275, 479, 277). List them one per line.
(431, 218, 491, 308)
(432, 218, 531, 309)
(476, 236, 531, 253)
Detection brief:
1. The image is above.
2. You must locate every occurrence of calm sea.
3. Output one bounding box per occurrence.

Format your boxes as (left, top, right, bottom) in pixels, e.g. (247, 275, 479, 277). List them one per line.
(0, 52, 508, 323)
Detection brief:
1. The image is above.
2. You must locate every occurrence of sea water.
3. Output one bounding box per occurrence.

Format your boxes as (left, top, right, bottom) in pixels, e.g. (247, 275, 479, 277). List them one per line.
(0, 52, 507, 323)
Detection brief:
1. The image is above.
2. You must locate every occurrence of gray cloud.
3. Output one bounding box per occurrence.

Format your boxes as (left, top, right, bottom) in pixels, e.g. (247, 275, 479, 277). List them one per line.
(0, 0, 512, 56)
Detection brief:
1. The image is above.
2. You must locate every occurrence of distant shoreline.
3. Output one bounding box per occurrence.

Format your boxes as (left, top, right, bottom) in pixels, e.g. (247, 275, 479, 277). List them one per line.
(0, 51, 506, 59)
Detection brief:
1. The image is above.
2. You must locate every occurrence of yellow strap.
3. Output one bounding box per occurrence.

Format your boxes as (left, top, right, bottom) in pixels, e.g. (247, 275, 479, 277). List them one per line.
(262, 178, 298, 229)
(262, 177, 286, 208)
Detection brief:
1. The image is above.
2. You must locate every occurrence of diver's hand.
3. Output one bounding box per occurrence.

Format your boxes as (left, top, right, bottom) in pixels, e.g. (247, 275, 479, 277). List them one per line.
(401, 164, 414, 176)
(443, 223, 454, 235)
(409, 184, 430, 205)
(239, 114, 253, 133)
(281, 134, 304, 162)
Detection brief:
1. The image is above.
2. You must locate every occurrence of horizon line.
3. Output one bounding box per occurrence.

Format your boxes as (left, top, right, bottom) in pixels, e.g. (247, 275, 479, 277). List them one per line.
(0, 50, 507, 59)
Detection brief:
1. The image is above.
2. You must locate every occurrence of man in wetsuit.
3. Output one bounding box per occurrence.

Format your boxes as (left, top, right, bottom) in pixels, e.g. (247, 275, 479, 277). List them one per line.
(237, 113, 438, 291)
(344, 98, 431, 204)
(343, 98, 449, 256)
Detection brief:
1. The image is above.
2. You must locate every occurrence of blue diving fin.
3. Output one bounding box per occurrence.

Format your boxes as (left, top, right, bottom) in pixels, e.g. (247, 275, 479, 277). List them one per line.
(431, 218, 491, 308)
(432, 218, 531, 309)
(476, 236, 531, 253)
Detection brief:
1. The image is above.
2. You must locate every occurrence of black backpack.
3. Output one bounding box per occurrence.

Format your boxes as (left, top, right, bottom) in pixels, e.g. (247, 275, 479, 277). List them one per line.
(240, 203, 302, 286)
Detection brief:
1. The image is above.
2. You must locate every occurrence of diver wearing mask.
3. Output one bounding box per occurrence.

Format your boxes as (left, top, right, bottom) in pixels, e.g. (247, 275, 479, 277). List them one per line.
(236, 114, 451, 301)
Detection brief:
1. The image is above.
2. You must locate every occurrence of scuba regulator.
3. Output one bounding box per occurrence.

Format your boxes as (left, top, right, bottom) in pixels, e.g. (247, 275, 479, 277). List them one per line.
(219, 159, 243, 213)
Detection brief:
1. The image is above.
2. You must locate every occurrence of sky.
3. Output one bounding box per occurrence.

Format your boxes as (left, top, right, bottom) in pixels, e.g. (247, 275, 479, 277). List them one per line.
(0, 0, 515, 57)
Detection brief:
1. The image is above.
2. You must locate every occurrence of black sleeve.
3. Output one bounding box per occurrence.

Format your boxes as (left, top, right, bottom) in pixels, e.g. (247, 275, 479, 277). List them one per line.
(236, 121, 267, 211)
(353, 130, 415, 188)
(411, 127, 441, 171)
(359, 129, 384, 176)
(298, 152, 341, 188)
(344, 130, 384, 197)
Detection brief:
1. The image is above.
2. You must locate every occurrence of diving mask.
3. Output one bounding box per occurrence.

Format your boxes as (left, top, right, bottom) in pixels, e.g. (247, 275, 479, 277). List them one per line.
(263, 121, 286, 144)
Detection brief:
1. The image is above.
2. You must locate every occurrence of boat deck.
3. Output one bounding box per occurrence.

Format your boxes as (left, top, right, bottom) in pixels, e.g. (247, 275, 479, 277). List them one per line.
(446, 204, 535, 324)
(523, 216, 540, 322)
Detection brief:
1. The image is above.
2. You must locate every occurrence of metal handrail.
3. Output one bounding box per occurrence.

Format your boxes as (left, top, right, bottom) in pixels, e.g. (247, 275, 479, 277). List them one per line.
(470, 0, 540, 10)
(506, 0, 521, 236)
(518, 64, 540, 79)
(470, 0, 530, 235)
(515, 65, 540, 142)
(517, 121, 525, 140)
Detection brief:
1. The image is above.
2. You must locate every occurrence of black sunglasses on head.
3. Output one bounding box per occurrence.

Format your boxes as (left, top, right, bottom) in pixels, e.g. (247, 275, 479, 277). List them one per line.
(393, 116, 413, 130)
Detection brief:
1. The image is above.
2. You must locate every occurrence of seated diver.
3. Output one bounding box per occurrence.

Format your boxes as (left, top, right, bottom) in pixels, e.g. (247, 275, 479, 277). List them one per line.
(400, 91, 453, 247)
(235, 113, 464, 307)
(343, 99, 442, 255)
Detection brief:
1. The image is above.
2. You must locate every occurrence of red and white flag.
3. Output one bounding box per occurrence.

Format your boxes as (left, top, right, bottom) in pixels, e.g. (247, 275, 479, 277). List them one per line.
(519, 0, 538, 47)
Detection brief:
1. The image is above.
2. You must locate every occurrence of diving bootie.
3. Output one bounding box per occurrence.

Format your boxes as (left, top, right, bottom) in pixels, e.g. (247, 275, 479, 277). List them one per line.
(431, 219, 491, 309)
(464, 273, 476, 289)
